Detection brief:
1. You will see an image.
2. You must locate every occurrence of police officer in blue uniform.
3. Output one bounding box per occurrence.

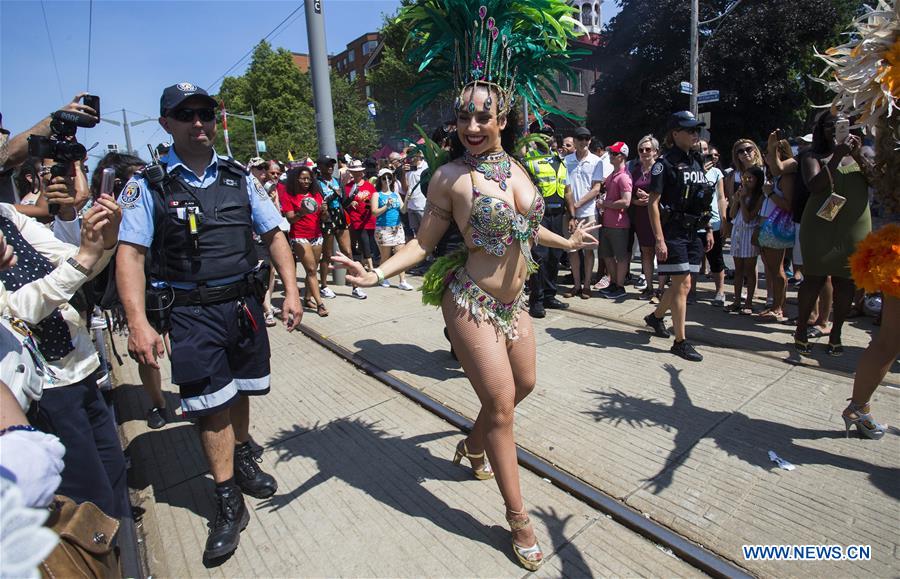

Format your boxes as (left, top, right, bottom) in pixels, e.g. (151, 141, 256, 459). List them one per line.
(643, 111, 714, 362)
(116, 82, 302, 562)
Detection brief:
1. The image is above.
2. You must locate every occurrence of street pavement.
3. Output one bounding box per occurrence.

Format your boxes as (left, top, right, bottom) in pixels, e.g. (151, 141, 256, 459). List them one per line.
(112, 268, 899, 578)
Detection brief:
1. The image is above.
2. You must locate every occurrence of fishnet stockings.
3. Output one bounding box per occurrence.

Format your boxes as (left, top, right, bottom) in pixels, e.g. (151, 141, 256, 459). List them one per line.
(442, 288, 536, 513)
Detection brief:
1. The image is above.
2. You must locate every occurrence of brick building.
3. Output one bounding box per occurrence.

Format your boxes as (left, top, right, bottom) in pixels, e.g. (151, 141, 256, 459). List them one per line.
(542, 0, 603, 134)
(330, 32, 381, 101)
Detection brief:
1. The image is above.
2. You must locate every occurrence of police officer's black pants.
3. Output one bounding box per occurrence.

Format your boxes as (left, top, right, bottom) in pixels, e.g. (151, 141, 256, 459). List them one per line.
(529, 211, 565, 305)
(32, 371, 129, 519)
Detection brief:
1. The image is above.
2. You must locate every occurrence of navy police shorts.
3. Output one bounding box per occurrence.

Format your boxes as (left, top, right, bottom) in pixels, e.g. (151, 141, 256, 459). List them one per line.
(169, 295, 271, 417)
(658, 227, 703, 276)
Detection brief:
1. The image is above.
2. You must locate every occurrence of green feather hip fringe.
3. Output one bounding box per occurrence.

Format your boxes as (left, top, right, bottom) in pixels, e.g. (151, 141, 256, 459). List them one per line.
(420, 249, 468, 306)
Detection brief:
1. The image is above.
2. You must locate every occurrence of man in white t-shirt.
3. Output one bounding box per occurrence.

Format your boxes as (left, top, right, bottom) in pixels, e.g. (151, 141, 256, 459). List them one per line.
(402, 151, 428, 237)
(563, 127, 605, 299)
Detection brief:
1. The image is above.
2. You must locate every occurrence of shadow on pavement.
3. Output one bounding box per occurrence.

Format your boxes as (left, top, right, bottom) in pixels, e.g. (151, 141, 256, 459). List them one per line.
(546, 325, 659, 355)
(584, 364, 899, 499)
(532, 505, 594, 578)
(261, 418, 512, 555)
(353, 338, 465, 381)
(114, 383, 186, 426)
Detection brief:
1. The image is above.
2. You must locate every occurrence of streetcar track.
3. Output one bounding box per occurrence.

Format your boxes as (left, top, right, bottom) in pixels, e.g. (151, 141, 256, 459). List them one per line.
(297, 324, 754, 579)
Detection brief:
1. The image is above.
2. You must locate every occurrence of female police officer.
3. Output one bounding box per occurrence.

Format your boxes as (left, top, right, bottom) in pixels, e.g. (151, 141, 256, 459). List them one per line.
(643, 111, 714, 362)
(116, 82, 302, 562)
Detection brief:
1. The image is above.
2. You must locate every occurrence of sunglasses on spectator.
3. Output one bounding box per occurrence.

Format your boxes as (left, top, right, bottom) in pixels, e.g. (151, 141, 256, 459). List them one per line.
(170, 108, 216, 123)
(638, 147, 654, 153)
(737, 146, 755, 155)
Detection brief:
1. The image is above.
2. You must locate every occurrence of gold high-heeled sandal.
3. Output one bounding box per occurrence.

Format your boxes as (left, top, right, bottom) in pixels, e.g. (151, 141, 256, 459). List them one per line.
(506, 507, 544, 571)
(451, 440, 494, 480)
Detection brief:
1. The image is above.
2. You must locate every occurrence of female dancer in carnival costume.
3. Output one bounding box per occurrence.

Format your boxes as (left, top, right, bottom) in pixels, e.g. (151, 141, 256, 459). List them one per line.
(333, 1, 593, 570)
(815, 0, 899, 439)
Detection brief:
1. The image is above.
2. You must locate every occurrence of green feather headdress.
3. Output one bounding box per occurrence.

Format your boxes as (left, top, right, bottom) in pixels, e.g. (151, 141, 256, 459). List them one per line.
(396, 0, 588, 125)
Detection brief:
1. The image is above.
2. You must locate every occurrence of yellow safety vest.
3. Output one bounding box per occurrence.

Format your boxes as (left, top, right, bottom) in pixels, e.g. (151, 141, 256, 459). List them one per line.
(526, 155, 567, 200)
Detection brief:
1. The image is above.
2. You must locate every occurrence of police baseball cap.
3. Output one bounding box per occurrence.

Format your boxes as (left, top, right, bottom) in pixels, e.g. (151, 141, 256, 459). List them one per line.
(316, 155, 337, 167)
(528, 119, 555, 136)
(668, 110, 706, 130)
(160, 82, 217, 116)
(573, 127, 592, 138)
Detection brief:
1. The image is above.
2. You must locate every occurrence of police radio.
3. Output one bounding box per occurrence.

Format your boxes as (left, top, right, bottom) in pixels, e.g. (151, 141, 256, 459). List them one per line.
(144, 144, 166, 187)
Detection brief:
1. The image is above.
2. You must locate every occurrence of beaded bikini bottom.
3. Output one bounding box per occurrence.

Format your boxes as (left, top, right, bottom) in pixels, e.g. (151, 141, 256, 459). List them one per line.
(447, 267, 526, 341)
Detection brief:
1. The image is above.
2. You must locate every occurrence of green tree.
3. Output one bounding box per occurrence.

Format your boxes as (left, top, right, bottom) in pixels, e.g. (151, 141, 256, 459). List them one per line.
(366, 3, 455, 142)
(588, 0, 863, 163)
(215, 41, 377, 162)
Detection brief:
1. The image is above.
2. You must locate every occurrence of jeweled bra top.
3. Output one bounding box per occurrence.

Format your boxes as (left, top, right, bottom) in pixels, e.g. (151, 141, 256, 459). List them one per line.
(468, 173, 544, 271)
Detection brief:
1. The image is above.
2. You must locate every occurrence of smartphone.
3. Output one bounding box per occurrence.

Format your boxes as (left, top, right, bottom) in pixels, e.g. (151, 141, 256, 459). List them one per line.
(775, 128, 784, 140)
(82, 94, 100, 118)
(98, 167, 116, 199)
(834, 118, 850, 143)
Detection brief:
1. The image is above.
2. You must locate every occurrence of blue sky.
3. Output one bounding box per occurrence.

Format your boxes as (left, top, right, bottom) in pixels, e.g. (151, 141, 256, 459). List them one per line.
(1, 0, 617, 163)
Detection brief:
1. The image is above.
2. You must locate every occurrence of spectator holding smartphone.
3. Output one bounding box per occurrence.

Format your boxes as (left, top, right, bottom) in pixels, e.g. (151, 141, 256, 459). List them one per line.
(371, 168, 413, 290)
(0, 186, 126, 519)
(794, 112, 872, 356)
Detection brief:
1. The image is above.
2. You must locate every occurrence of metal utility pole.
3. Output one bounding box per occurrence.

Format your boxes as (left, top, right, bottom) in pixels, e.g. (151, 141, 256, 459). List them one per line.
(122, 109, 134, 154)
(250, 107, 260, 156)
(691, 0, 744, 115)
(690, 0, 699, 115)
(305, 0, 337, 158)
(305, 0, 343, 284)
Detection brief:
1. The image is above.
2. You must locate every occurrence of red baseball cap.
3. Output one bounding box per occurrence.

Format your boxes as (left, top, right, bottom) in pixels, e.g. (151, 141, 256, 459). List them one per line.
(608, 142, 629, 157)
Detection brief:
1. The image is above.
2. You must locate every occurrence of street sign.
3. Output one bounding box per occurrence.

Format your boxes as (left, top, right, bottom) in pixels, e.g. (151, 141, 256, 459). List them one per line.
(697, 112, 711, 129)
(257, 141, 267, 153)
(679, 81, 693, 95)
(697, 90, 720, 104)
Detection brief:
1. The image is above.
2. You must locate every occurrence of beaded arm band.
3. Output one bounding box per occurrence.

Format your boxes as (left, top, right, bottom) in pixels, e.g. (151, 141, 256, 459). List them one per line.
(425, 200, 452, 220)
(374, 268, 385, 283)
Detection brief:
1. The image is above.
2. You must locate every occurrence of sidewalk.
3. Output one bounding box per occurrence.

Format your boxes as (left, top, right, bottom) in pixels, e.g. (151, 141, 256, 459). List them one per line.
(290, 271, 899, 578)
(112, 325, 698, 577)
(112, 267, 898, 577)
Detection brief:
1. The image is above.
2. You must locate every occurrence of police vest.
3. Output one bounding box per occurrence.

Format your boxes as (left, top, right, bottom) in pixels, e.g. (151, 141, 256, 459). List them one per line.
(149, 157, 258, 283)
(526, 155, 566, 207)
(662, 150, 713, 219)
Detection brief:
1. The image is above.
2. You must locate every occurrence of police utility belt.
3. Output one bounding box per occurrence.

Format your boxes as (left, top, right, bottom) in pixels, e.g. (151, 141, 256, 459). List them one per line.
(170, 266, 270, 307)
(659, 207, 711, 231)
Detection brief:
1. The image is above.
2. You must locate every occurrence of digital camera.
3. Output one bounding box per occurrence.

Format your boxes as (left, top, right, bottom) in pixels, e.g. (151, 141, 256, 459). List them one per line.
(27, 96, 99, 179)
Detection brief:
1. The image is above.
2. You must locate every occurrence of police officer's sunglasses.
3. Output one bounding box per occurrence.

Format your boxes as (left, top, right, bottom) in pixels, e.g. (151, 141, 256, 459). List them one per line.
(169, 107, 216, 123)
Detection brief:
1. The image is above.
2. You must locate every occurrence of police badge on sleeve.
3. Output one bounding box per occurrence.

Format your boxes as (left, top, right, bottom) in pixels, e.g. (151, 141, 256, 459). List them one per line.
(253, 178, 269, 200)
(120, 182, 141, 209)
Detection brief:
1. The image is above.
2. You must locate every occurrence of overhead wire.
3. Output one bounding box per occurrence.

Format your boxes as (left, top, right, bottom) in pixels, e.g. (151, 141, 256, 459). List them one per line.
(86, 0, 93, 91)
(207, 2, 305, 93)
(40, 0, 65, 100)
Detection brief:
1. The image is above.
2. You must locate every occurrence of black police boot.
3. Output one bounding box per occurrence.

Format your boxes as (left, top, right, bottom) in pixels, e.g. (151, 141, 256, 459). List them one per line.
(644, 312, 670, 338)
(529, 301, 546, 318)
(671, 339, 703, 362)
(543, 297, 569, 310)
(204, 483, 250, 561)
(234, 442, 278, 499)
